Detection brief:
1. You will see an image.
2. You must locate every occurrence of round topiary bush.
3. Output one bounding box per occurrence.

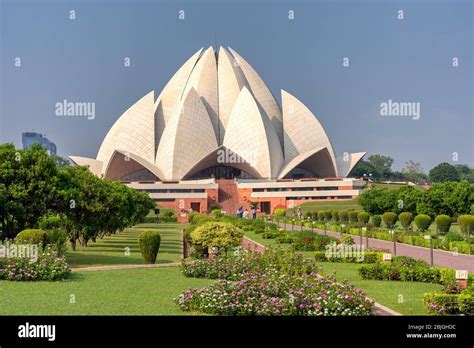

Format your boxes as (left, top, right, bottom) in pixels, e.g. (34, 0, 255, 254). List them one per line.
(399, 212, 414, 231)
(457, 215, 474, 234)
(273, 208, 286, 217)
(435, 215, 452, 234)
(190, 222, 244, 252)
(15, 229, 48, 248)
(338, 210, 348, 223)
(331, 210, 340, 222)
(348, 211, 359, 223)
(382, 212, 398, 228)
(371, 215, 382, 228)
(414, 214, 432, 232)
(138, 230, 161, 264)
(357, 212, 370, 224)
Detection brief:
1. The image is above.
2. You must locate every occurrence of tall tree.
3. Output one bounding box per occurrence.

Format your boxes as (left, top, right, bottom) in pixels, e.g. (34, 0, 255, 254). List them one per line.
(367, 155, 394, 178)
(429, 162, 460, 183)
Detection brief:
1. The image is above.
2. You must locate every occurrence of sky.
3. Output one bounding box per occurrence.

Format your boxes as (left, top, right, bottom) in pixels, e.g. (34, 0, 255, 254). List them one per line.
(0, 0, 472, 172)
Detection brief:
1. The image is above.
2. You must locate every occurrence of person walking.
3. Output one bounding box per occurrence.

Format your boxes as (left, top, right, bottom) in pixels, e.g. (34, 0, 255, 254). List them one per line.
(251, 207, 257, 219)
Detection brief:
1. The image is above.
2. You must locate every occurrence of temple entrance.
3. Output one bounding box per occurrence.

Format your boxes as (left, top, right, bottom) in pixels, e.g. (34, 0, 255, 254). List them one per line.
(260, 201, 271, 215)
(190, 202, 201, 212)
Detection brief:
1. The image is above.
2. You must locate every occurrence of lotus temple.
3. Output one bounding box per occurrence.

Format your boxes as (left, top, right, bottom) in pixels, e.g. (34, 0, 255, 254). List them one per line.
(70, 46, 366, 214)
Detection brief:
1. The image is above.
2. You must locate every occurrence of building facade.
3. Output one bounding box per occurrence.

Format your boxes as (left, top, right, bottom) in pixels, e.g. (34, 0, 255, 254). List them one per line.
(22, 132, 57, 155)
(70, 46, 366, 213)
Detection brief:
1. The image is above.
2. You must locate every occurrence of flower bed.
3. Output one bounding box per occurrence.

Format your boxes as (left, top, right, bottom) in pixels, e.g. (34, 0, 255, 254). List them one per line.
(424, 292, 474, 316)
(176, 270, 374, 316)
(0, 246, 70, 281)
(182, 248, 315, 280)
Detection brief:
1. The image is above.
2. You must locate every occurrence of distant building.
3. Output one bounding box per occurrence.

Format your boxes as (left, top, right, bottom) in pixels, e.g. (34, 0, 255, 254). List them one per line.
(22, 132, 57, 155)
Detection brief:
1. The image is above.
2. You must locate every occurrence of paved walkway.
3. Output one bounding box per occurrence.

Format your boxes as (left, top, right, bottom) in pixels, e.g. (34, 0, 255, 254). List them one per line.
(71, 262, 181, 272)
(278, 222, 474, 272)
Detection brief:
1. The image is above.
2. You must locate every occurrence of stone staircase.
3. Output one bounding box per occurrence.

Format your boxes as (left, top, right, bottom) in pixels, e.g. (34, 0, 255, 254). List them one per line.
(217, 179, 240, 215)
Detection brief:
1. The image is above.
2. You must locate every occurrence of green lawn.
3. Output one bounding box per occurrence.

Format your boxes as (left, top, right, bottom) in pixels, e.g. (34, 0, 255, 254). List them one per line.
(315, 262, 442, 315)
(0, 267, 211, 315)
(66, 222, 184, 268)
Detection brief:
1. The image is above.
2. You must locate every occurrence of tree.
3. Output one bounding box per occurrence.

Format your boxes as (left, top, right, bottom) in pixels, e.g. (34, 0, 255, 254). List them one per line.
(358, 188, 397, 214)
(367, 155, 394, 178)
(395, 186, 422, 214)
(416, 182, 473, 217)
(349, 160, 377, 178)
(0, 143, 59, 239)
(453, 164, 474, 183)
(429, 162, 460, 183)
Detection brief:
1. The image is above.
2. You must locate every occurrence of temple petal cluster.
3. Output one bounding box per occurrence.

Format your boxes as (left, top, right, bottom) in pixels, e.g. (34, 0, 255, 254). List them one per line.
(71, 46, 364, 182)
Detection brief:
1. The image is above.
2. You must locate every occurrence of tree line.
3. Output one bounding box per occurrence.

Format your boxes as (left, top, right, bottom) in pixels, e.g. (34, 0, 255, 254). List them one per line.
(358, 182, 474, 217)
(0, 143, 155, 250)
(351, 154, 474, 184)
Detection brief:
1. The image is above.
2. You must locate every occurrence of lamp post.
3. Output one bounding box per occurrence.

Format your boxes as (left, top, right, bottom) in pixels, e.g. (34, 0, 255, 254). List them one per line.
(324, 220, 327, 236)
(292, 218, 295, 232)
(392, 225, 397, 256)
(312, 221, 315, 233)
(425, 235, 433, 266)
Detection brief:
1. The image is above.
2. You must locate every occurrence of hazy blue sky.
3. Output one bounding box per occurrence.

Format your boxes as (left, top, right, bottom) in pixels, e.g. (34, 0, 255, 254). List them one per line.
(1, 0, 472, 172)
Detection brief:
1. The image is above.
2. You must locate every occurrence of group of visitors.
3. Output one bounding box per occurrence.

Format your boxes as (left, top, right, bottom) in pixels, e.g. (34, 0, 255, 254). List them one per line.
(236, 206, 257, 219)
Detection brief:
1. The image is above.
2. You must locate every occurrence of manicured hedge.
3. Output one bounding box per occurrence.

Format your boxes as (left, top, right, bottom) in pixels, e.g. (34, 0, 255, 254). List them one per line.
(314, 251, 382, 263)
(138, 230, 161, 264)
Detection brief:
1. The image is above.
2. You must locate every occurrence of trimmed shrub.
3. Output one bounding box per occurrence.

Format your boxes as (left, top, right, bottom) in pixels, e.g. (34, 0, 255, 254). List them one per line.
(458, 215, 474, 235)
(189, 212, 212, 225)
(331, 210, 340, 222)
(382, 212, 398, 228)
(371, 215, 382, 228)
(414, 214, 432, 232)
(138, 231, 161, 264)
(273, 208, 286, 217)
(323, 210, 332, 221)
(211, 209, 222, 218)
(304, 211, 313, 219)
(190, 222, 244, 251)
(15, 229, 48, 249)
(317, 211, 325, 222)
(314, 251, 382, 263)
(399, 212, 414, 230)
(338, 210, 348, 223)
(435, 215, 452, 234)
(357, 212, 369, 225)
(348, 211, 359, 223)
